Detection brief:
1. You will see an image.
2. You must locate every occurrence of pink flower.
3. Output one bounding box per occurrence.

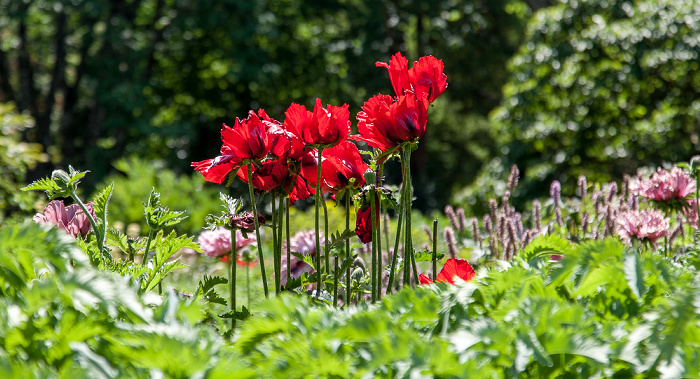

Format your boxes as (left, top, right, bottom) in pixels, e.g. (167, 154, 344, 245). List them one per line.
(630, 167, 696, 202)
(616, 209, 670, 246)
(33, 200, 95, 238)
(197, 227, 256, 258)
(280, 230, 322, 287)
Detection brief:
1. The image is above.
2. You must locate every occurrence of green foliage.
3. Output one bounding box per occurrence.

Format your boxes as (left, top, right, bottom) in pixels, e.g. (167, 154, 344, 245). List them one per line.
(98, 157, 222, 234)
(493, 0, 700, 197)
(0, 222, 253, 377)
(0, 102, 46, 221)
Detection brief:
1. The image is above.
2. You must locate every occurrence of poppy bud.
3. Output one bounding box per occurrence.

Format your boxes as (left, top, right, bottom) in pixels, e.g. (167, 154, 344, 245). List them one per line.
(351, 267, 364, 283)
(363, 169, 376, 186)
(352, 256, 366, 271)
(52, 169, 71, 190)
(691, 156, 700, 178)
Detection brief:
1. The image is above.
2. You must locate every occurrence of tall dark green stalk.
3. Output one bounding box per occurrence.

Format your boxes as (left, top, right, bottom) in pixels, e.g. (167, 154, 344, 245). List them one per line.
(230, 229, 237, 330)
(247, 163, 269, 298)
(277, 194, 285, 294)
(315, 148, 325, 296)
(286, 195, 291, 286)
(370, 188, 378, 302)
(345, 194, 352, 305)
(387, 189, 404, 293)
(432, 219, 438, 280)
(271, 194, 280, 294)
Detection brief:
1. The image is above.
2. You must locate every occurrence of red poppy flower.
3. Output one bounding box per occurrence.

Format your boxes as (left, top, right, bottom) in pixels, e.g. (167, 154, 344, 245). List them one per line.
(352, 92, 429, 151)
(419, 258, 475, 285)
(321, 141, 369, 194)
(283, 98, 350, 148)
(192, 109, 275, 184)
(355, 195, 380, 243)
(375, 52, 411, 99)
(376, 52, 447, 102)
(236, 157, 290, 192)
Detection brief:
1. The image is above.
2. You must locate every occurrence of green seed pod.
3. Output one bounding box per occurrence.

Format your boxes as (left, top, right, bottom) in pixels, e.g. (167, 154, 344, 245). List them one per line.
(363, 169, 376, 186)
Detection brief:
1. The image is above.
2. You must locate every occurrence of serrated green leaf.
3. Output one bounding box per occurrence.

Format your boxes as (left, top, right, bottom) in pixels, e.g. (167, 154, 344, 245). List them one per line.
(415, 250, 445, 262)
(20, 177, 65, 199)
(623, 252, 645, 301)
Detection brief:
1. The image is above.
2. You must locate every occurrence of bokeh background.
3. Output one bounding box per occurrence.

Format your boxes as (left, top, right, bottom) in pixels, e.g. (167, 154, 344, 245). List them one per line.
(2, 0, 699, 224)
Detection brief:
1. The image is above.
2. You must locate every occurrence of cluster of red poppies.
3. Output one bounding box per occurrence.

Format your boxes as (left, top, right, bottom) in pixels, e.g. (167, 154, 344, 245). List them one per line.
(192, 51, 447, 239)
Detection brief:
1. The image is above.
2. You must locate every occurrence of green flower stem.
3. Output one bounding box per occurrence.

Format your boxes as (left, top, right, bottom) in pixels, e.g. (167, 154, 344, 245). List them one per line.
(399, 147, 418, 288)
(247, 163, 269, 298)
(432, 218, 438, 280)
(376, 194, 383, 301)
(315, 147, 324, 296)
(333, 255, 339, 306)
(247, 265, 251, 308)
(695, 177, 699, 243)
(230, 228, 237, 331)
(277, 194, 285, 293)
(271, 195, 280, 295)
(345, 193, 352, 306)
(286, 195, 291, 286)
(141, 229, 154, 267)
(322, 191, 330, 274)
(401, 149, 411, 287)
(71, 191, 107, 260)
(370, 188, 378, 302)
(386, 193, 404, 293)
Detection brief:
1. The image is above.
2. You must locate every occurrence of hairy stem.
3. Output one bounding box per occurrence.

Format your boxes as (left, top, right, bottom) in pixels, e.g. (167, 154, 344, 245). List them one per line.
(247, 163, 268, 298)
(230, 228, 237, 331)
(315, 147, 324, 296)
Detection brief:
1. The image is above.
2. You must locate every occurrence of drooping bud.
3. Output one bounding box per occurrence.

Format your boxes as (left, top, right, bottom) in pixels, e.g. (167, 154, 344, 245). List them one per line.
(363, 169, 376, 186)
(691, 156, 700, 178)
(352, 256, 366, 271)
(351, 267, 364, 283)
(52, 169, 71, 190)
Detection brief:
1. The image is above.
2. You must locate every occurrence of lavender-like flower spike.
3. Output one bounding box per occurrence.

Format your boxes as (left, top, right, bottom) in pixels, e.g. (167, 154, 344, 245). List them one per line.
(483, 214, 492, 234)
(423, 225, 433, 244)
(606, 182, 617, 205)
(502, 191, 511, 217)
(532, 199, 542, 231)
(577, 176, 587, 198)
(471, 217, 482, 249)
(507, 164, 520, 191)
(443, 227, 458, 259)
(456, 208, 467, 233)
(555, 207, 563, 227)
(489, 199, 499, 226)
(445, 205, 460, 232)
(550, 181, 561, 207)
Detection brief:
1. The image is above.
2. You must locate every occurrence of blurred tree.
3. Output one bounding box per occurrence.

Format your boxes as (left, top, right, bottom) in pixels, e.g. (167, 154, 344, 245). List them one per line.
(0, 102, 47, 221)
(0, 0, 531, 212)
(492, 0, 700, 198)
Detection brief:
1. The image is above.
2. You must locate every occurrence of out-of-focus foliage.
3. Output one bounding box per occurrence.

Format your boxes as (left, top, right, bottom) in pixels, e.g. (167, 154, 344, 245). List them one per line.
(0, 102, 47, 221)
(234, 237, 700, 377)
(492, 0, 700, 198)
(0, 0, 532, 212)
(99, 157, 223, 235)
(0, 222, 254, 378)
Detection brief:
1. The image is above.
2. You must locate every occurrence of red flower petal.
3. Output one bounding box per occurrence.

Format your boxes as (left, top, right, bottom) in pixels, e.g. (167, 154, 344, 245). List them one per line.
(418, 273, 433, 285)
(435, 258, 475, 284)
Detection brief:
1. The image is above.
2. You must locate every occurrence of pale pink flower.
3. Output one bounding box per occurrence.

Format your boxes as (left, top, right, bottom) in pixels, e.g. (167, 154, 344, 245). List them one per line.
(197, 227, 256, 258)
(33, 200, 96, 238)
(616, 209, 670, 246)
(280, 230, 322, 287)
(630, 167, 696, 202)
